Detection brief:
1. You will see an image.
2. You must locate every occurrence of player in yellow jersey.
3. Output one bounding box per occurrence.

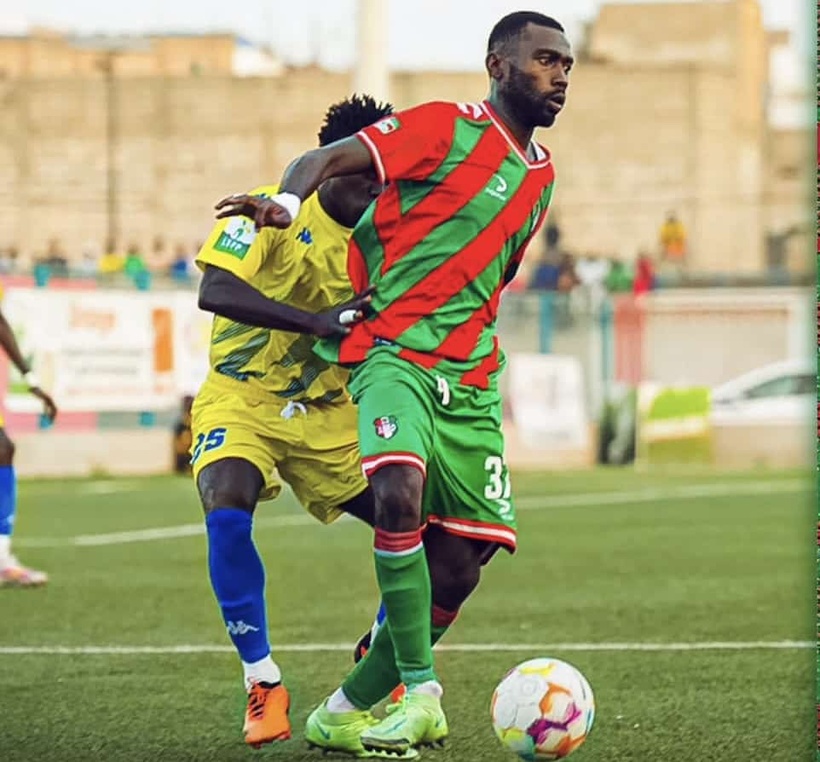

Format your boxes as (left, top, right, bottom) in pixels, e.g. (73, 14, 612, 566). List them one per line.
(0, 282, 57, 587)
(190, 95, 415, 756)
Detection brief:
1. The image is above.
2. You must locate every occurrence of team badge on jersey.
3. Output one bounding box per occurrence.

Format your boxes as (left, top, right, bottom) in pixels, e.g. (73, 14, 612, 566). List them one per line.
(374, 415, 398, 439)
(214, 217, 257, 259)
(374, 116, 400, 135)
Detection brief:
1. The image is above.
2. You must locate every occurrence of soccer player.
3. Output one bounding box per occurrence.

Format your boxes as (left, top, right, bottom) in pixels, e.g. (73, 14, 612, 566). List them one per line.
(192, 94, 409, 752)
(0, 291, 58, 587)
(215, 11, 573, 755)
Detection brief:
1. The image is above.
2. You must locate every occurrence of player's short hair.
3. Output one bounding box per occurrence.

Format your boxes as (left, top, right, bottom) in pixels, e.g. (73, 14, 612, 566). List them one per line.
(487, 11, 565, 54)
(317, 94, 394, 146)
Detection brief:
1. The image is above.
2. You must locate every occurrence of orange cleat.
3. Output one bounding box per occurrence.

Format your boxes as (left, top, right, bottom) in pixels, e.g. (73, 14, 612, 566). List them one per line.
(243, 681, 291, 748)
(0, 558, 47, 588)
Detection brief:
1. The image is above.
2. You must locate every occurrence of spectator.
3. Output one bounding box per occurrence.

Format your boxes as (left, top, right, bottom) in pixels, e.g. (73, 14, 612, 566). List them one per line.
(0, 246, 18, 275)
(124, 244, 147, 277)
(172, 395, 195, 474)
(76, 241, 101, 278)
(529, 254, 561, 290)
(543, 218, 561, 250)
(659, 211, 687, 265)
(99, 240, 125, 275)
(43, 239, 69, 276)
(575, 253, 611, 307)
(605, 258, 633, 293)
(556, 252, 580, 293)
(147, 236, 170, 272)
(633, 251, 656, 297)
(169, 243, 192, 282)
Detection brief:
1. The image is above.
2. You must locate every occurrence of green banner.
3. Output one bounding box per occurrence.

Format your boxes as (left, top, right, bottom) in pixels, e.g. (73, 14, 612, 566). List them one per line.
(636, 385, 713, 466)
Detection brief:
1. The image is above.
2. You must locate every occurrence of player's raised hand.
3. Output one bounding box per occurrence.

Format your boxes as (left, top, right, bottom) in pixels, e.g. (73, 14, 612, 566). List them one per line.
(311, 287, 376, 337)
(30, 386, 57, 423)
(214, 194, 293, 230)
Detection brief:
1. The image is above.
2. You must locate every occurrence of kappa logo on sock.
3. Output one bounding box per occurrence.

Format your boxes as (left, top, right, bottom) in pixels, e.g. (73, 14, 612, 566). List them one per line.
(226, 620, 260, 636)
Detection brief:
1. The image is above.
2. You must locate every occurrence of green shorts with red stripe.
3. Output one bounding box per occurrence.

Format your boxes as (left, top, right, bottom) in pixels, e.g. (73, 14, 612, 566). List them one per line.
(349, 345, 516, 553)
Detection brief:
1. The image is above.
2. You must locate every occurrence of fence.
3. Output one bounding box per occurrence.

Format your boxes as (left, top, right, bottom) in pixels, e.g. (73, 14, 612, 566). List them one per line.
(0, 274, 811, 475)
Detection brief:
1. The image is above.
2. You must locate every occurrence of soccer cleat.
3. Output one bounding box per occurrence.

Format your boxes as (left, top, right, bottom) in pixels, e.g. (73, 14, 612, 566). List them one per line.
(305, 699, 418, 759)
(0, 558, 47, 588)
(243, 681, 291, 748)
(353, 628, 407, 705)
(361, 691, 449, 755)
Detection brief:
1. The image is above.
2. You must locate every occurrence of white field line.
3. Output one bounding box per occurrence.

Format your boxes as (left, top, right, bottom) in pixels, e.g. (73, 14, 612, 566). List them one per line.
(15, 478, 809, 549)
(0, 640, 812, 656)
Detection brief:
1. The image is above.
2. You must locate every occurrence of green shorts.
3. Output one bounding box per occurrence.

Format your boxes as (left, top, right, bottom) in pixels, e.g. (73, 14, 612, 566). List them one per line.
(349, 347, 516, 553)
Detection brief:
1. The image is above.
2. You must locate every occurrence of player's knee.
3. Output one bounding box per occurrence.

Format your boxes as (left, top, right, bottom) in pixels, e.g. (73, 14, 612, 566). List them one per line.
(196, 459, 261, 515)
(430, 556, 481, 610)
(0, 434, 16, 466)
(426, 527, 484, 608)
(370, 465, 424, 531)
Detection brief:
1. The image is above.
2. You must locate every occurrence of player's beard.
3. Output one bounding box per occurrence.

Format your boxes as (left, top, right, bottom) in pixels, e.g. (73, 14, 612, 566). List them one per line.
(501, 62, 556, 129)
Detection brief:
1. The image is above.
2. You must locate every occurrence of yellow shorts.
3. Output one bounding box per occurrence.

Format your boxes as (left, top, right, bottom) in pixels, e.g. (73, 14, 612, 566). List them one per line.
(190, 377, 366, 524)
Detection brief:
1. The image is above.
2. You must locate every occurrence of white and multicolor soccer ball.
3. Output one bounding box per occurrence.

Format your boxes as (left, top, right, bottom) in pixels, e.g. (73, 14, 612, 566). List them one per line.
(490, 657, 595, 760)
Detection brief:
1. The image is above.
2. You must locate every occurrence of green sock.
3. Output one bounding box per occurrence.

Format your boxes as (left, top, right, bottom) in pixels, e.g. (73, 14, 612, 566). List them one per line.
(343, 605, 459, 710)
(371, 529, 433, 688)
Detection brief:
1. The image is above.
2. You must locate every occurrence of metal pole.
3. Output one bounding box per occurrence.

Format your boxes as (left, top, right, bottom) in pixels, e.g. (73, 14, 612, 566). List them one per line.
(104, 52, 118, 249)
(354, 0, 390, 101)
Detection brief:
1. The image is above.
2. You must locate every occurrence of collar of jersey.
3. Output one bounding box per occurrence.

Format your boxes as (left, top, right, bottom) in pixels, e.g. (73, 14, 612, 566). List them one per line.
(480, 100, 552, 169)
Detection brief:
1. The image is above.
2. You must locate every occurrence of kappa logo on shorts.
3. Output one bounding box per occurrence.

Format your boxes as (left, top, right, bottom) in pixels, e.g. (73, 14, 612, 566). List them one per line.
(374, 415, 398, 439)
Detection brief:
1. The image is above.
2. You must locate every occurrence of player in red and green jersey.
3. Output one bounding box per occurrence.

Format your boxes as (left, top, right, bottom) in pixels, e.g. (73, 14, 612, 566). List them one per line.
(215, 11, 573, 756)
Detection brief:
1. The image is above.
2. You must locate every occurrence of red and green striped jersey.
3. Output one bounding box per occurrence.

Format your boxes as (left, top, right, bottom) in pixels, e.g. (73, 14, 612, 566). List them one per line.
(314, 100, 556, 388)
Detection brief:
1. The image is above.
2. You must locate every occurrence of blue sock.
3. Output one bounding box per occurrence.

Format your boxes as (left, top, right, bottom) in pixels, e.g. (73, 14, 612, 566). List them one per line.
(206, 508, 270, 664)
(0, 465, 17, 538)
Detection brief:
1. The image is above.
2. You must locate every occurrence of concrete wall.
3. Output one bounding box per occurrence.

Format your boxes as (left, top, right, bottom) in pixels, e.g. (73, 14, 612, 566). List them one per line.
(0, 0, 809, 274)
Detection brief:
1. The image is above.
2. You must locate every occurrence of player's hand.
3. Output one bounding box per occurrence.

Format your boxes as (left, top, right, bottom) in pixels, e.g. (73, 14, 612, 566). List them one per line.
(214, 194, 293, 230)
(311, 287, 376, 337)
(30, 387, 57, 423)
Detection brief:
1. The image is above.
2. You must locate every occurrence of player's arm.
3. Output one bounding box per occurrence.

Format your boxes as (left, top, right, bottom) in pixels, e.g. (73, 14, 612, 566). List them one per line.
(198, 265, 373, 338)
(215, 137, 373, 230)
(0, 308, 57, 421)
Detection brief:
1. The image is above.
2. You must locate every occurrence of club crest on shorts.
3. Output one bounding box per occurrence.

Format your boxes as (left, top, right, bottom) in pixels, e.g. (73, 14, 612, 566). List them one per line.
(374, 415, 398, 439)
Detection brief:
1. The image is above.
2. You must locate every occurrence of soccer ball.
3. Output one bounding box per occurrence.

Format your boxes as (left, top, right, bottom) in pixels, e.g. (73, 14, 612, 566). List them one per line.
(490, 657, 595, 760)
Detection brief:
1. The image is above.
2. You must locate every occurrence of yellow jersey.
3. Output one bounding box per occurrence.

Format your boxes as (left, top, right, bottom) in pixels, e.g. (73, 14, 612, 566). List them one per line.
(196, 185, 355, 403)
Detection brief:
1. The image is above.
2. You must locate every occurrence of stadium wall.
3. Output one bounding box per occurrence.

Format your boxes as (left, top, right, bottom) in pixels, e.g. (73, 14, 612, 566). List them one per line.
(0, 66, 810, 274)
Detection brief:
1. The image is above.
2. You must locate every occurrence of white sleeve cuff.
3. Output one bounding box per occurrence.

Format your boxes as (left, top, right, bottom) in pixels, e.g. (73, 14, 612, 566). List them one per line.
(270, 192, 302, 221)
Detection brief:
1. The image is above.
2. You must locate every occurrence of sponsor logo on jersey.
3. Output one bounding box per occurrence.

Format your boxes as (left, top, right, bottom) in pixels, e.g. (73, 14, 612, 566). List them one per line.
(214, 217, 257, 259)
(485, 173, 509, 202)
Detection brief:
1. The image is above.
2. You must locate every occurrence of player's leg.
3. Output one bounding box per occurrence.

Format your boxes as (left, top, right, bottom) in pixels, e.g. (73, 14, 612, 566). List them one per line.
(361, 370, 515, 752)
(306, 351, 441, 754)
(0, 427, 46, 588)
(191, 386, 289, 747)
(197, 458, 291, 747)
(279, 397, 418, 759)
(341, 526, 491, 711)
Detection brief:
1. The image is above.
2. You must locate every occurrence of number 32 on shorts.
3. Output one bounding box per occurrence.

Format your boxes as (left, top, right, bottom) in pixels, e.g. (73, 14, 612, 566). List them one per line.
(191, 427, 227, 465)
(484, 455, 512, 515)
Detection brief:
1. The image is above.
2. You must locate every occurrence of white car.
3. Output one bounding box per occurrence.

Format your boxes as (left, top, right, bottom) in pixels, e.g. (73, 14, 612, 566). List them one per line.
(710, 359, 815, 425)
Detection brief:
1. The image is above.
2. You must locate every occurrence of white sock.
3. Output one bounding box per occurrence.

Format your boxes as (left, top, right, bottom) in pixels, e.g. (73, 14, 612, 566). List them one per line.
(409, 680, 443, 699)
(0, 535, 11, 566)
(326, 687, 358, 714)
(242, 655, 282, 690)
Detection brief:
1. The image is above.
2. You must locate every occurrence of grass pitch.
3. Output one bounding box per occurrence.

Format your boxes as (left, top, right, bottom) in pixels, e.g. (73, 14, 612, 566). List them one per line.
(0, 468, 813, 761)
